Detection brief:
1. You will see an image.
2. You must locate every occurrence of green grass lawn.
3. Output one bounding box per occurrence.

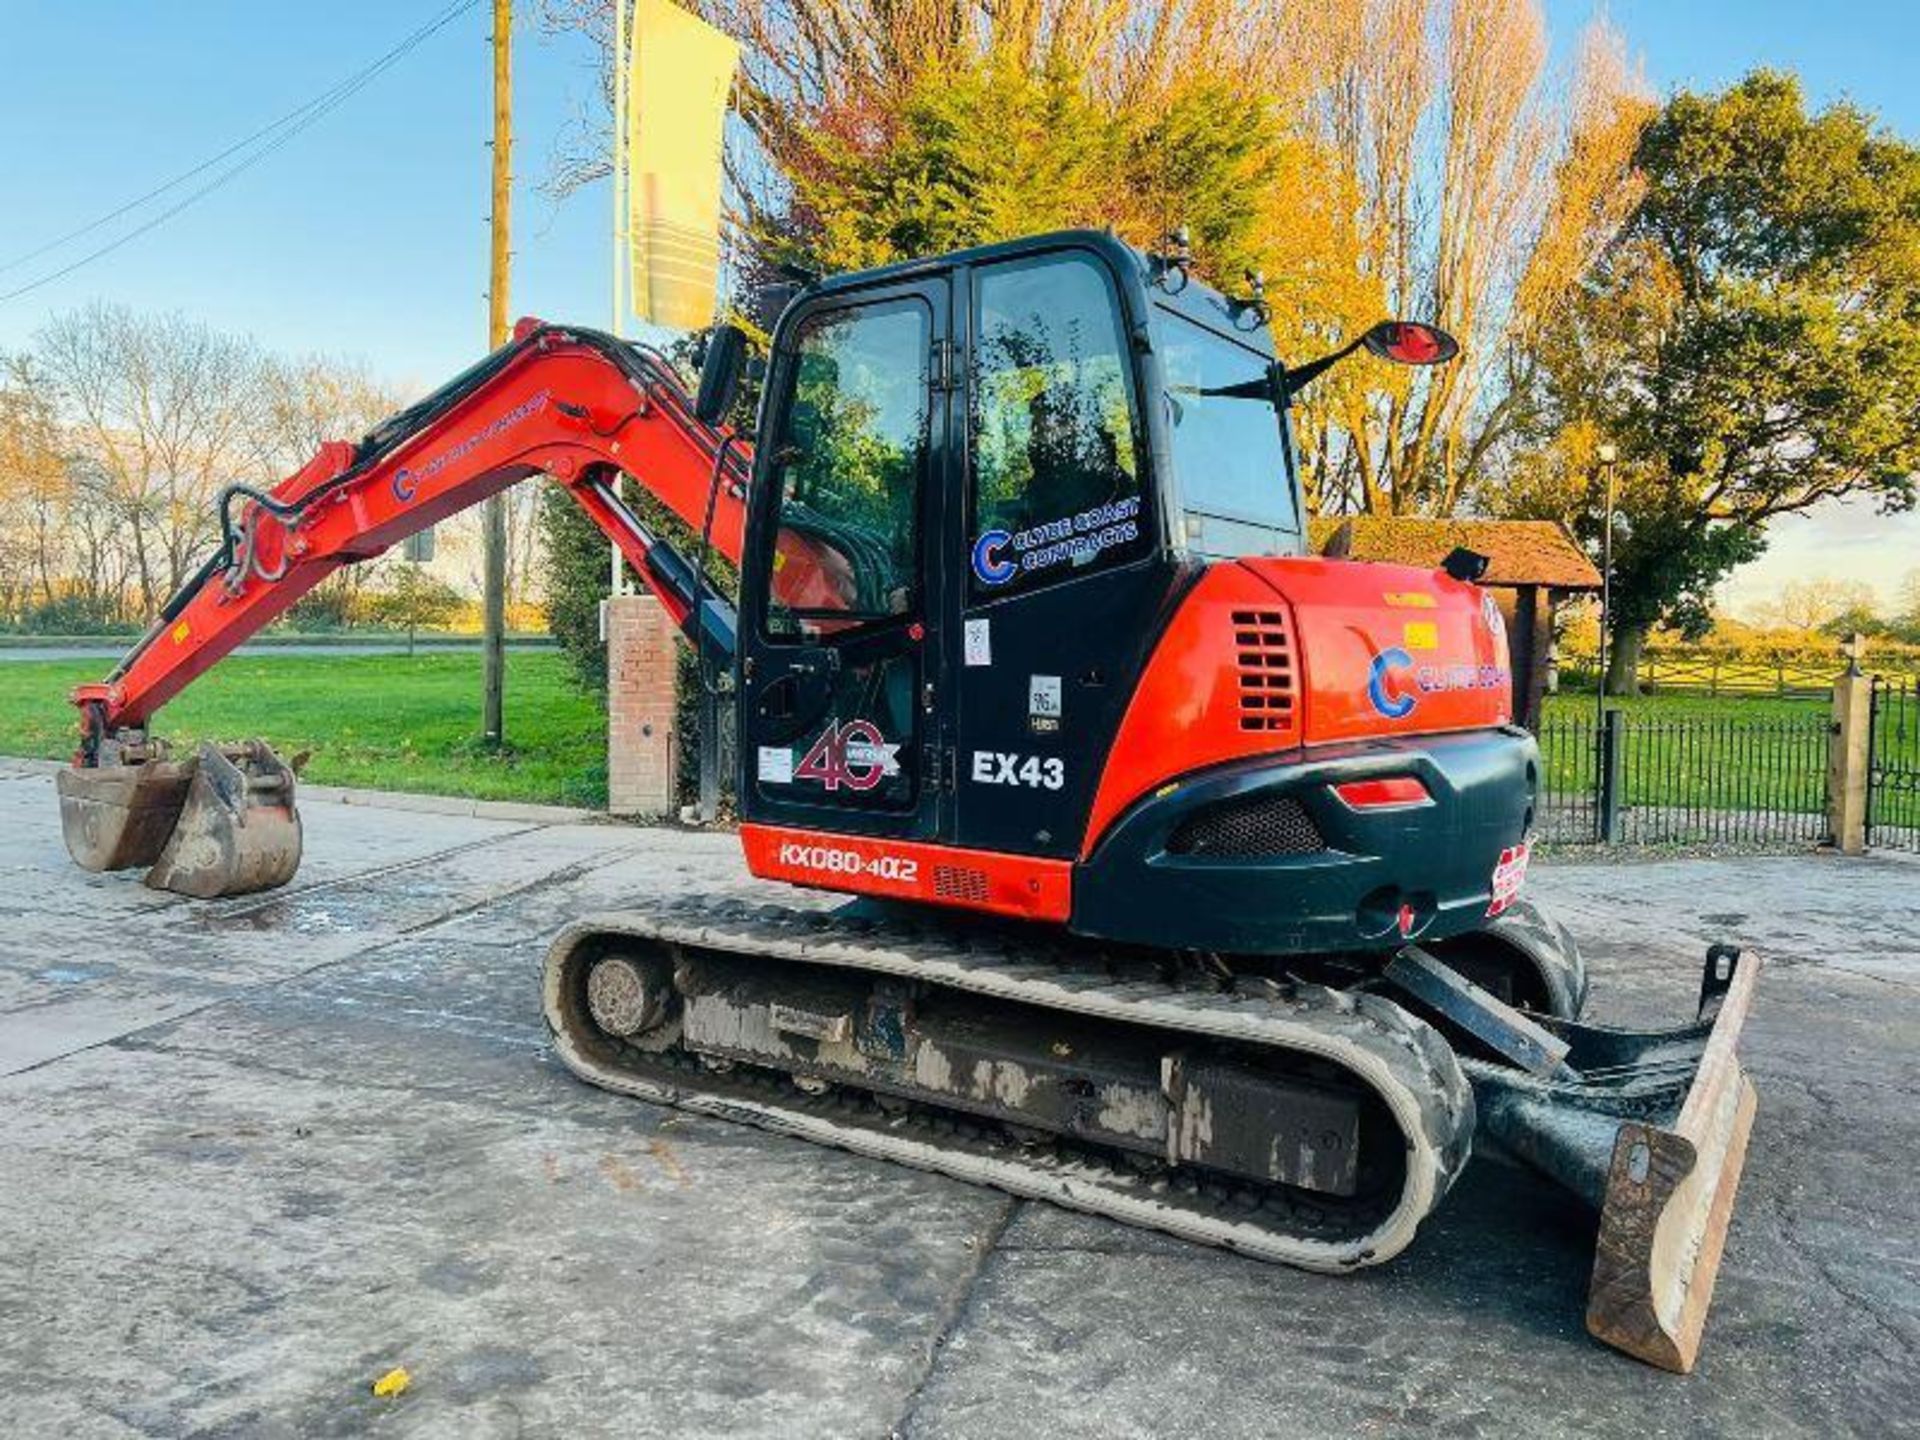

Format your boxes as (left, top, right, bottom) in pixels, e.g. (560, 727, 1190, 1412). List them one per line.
(0, 653, 608, 808)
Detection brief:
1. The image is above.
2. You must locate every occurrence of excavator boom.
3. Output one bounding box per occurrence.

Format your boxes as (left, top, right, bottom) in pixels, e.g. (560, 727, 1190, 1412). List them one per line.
(60, 321, 745, 894)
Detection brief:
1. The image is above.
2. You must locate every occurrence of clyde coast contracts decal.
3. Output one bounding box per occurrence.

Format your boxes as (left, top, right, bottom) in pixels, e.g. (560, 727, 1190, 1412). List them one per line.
(1367, 647, 1510, 720)
(971, 496, 1141, 588)
(392, 389, 551, 502)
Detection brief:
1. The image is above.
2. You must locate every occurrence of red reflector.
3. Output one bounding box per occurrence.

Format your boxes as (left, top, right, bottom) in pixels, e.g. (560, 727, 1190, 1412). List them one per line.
(1334, 777, 1431, 809)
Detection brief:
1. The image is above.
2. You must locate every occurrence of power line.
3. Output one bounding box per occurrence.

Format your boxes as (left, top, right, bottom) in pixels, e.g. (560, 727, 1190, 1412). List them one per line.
(0, 0, 483, 305)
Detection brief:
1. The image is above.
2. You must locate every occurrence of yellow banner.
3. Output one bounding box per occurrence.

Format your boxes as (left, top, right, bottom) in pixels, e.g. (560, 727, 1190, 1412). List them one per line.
(627, 0, 738, 330)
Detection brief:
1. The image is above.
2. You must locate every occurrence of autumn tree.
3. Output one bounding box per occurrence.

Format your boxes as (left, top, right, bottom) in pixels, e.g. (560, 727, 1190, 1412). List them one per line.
(0, 352, 70, 616)
(539, 0, 1645, 531)
(1764, 577, 1881, 633)
(251, 354, 410, 625)
(34, 303, 270, 611)
(1300, 6, 1651, 516)
(1509, 72, 1920, 692)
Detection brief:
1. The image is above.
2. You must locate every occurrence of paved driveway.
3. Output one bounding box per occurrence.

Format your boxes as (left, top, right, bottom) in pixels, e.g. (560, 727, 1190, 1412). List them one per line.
(0, 757, 1914, 1437)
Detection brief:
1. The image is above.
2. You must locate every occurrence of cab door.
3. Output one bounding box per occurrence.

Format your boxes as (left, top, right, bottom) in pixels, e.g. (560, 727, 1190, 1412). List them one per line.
(737, 278, 953, 841)
(951, 244, 1178, 860)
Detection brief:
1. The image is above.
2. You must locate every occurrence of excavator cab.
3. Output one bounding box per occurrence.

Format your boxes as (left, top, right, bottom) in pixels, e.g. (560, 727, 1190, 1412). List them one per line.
(729, 232, 1501, 956)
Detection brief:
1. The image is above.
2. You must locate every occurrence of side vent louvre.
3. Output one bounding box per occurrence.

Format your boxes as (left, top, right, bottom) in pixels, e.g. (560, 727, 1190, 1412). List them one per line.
(933, 864, 990, 904)
(1231, 608, 1295, 733)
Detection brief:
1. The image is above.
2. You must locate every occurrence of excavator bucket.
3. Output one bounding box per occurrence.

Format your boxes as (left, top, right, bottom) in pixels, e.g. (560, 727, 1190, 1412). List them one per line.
(56, 756, 195, 873)
(57, 741, 301, 899)
(1466, 946, 1760, 1373)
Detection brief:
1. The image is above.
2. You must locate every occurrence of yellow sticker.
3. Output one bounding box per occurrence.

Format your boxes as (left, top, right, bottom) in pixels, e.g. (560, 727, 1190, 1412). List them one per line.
(170, 620, 192, 645)
(1384, 591, 1436, 609)
(1403, 621, 1439, 651)
(772, 551, 786, 572)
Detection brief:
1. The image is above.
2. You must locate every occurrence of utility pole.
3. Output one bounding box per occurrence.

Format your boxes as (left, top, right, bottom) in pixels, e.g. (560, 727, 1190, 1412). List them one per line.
(608, 0, 630, 603)
(482, 0, 511, 746)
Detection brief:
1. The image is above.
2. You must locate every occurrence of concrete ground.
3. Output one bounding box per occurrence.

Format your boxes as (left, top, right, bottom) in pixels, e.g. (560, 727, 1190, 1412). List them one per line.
(0, 757, 1914, 1439)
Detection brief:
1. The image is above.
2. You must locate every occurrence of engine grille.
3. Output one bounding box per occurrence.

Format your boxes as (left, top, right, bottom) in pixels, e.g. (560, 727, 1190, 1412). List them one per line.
(1232, 608, 1295, 733)
(1166, 795, 1324, 858)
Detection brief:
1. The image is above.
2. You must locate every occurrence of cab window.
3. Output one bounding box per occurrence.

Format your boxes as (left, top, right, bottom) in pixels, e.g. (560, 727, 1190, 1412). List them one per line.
(1159, 309, 1298, 535)
(968, 253, 1146, 600)
(765, 298, 930, 638)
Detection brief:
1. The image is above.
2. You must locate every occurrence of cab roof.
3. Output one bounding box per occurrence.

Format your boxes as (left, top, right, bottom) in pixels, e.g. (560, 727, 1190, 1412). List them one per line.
(796, 228, 1276, 359)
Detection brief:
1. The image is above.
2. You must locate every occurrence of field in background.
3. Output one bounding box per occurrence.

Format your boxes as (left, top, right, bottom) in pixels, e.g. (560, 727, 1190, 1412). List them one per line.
(0, 653, 606, 808)
(1558, 643, 1920, 697)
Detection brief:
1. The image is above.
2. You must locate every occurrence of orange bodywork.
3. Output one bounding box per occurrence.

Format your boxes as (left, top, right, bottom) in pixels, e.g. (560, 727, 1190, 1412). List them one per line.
(1079, 557, 1512, 859)
(741, 824, 1073, 922)
(1251, 557, 1512, 744)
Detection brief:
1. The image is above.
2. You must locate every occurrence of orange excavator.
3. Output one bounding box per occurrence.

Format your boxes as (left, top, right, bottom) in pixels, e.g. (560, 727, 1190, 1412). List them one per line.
(54, 231, 1757, 1371)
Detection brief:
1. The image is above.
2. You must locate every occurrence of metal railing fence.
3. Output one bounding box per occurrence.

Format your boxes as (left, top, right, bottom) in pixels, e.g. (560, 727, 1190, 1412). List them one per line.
(1536, 707, 1829, 849)
(1868, 676, 1920, 853)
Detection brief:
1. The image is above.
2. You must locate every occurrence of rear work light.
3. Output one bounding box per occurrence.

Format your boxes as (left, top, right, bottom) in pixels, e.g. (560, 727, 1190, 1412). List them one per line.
(1333, 776, 1431, 810)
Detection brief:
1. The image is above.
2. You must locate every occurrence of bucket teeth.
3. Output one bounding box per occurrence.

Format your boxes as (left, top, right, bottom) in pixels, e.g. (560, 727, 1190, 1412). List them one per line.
(58, 740, 302, 898)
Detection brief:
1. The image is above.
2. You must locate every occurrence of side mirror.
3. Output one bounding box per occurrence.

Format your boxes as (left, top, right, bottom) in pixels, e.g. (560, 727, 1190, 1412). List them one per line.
(694, 323, 747, 426)
(1361, 321, 1459, 367)
(1280, 318, 1461, 401)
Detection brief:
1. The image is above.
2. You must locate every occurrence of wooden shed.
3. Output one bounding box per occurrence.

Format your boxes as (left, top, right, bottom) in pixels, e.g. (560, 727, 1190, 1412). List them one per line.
(1308, 517, 1601, 730)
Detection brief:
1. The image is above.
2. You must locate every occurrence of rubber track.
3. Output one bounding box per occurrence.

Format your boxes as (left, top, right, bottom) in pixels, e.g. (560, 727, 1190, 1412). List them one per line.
(542, 898, 1476, 1272)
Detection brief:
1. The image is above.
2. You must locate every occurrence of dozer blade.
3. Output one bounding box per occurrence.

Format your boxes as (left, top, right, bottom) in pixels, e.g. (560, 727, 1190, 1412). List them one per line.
(1465, 946, 1760, 1373)
(1585, 950, 1758, 1373)
(144, 741, 302, 898)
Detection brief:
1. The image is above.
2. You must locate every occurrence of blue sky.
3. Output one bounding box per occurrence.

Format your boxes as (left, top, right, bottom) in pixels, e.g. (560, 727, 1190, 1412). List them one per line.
(2, 0, 1917, 612)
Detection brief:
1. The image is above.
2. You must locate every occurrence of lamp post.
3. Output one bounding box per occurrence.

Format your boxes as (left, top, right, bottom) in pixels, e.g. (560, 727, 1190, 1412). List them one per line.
(1594, 442, 1618, 730)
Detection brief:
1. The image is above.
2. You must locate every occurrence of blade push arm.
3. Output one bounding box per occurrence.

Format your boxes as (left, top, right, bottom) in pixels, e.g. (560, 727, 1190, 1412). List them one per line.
(72, 320, 750, 748)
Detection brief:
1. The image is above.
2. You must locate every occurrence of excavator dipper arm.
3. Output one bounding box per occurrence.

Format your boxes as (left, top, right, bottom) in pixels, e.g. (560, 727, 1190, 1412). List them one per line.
(58, 320, 751, 895)
(72, 320, 748, 742)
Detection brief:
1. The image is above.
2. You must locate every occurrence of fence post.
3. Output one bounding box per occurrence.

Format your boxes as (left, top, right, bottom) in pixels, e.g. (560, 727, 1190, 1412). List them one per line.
(1827, 642, 1873, 854)
(1598, 707, 1624, 843)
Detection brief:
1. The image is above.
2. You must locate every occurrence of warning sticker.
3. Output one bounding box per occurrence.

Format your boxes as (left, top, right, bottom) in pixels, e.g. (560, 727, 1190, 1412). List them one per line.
(1488, 841, 1530, 917)
(964, 618, 992, 667)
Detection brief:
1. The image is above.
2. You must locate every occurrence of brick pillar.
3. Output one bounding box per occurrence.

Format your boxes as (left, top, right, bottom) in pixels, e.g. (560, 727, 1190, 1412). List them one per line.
(607, 594, 679, 816)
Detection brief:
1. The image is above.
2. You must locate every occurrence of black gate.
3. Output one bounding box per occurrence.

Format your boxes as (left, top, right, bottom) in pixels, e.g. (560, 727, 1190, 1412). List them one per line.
(1868, 675, 1920, 852)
